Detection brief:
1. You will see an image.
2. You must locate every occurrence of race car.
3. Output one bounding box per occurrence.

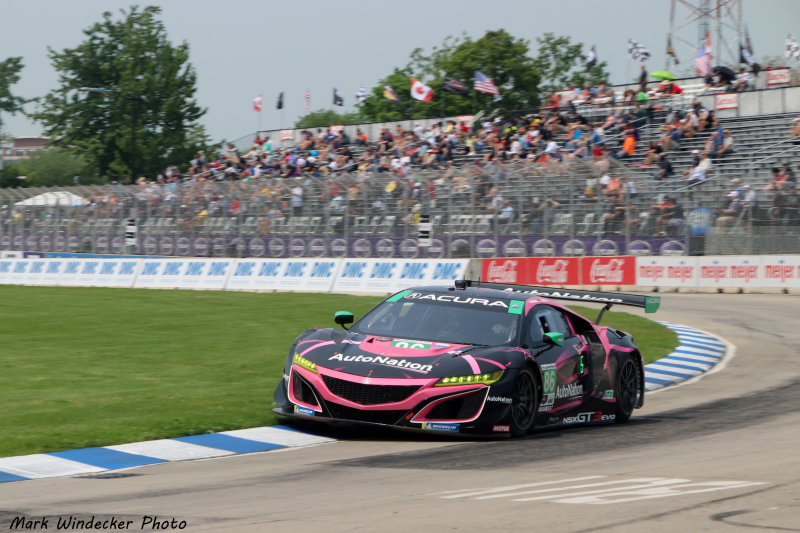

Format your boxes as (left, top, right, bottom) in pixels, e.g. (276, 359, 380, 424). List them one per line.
(273, 281, 660, 437)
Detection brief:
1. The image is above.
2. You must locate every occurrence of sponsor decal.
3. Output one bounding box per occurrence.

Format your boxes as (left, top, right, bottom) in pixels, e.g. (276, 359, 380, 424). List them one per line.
(555, 382, 583, 399)
(432, 343, 450, 349)
(487, 396, 512, 404)
(390, 339, 431, 349)
(422, 422, 460, 432)
(562, 411, 615, 424)
(492, 425, 511, 433)
(329, 353, 433, 373)
(603, 389, 614, 400)
(541, 363, 557, 408)
(294, 405, 315, 416)
(505, 287, 625, 304)
(403, 292, 508, 308)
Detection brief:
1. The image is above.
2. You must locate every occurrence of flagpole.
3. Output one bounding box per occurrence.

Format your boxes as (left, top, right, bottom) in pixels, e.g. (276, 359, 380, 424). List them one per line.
(441, 81, 446, 126)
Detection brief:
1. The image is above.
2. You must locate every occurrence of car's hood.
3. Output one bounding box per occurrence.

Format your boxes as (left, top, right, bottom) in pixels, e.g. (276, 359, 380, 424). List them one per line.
(294, 329, 513, 379)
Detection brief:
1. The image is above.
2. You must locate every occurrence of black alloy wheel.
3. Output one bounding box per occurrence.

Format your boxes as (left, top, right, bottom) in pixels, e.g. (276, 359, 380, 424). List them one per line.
(510, 367, 538, 436)
(615, 359, 640, 423)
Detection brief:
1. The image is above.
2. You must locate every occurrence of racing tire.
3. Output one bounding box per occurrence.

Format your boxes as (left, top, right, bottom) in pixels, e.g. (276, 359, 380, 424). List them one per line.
(614, 359, 640, 424)
(510, 367, 538, 437)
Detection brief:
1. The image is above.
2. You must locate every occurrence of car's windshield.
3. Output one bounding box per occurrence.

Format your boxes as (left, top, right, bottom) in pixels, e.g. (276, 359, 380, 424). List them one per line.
(352, 295, 519, 346)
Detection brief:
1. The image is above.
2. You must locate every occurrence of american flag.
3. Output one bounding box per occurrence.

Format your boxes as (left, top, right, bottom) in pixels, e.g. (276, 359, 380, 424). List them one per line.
(474, 71, 499, 95)
(695, 31, 713, 76)
(355, 87, 368, 104)
(304, 89, 311, 110)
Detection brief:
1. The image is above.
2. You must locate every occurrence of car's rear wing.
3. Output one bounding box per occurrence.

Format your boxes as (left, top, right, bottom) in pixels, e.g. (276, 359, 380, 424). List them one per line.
(455, 280, 660, 323)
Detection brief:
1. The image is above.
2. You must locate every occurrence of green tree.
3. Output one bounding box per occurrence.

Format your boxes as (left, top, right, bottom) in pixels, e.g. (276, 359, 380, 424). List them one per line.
(31, 6, 210, 181)
(0, 57, 26, 133)
(359, 30, 608, 122)
(409, 30, 541, 116)
(295, 109, 362, 129)
(532, 33, 610, 96)
(0, 148, 102, 188)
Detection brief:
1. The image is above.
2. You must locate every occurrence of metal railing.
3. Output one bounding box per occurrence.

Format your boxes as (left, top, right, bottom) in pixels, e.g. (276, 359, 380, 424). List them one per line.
(2, 159, 798, 258)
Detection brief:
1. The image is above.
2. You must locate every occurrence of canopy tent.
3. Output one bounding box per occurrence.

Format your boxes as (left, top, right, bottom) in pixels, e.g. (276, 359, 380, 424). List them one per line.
(14, 191, 88, 207)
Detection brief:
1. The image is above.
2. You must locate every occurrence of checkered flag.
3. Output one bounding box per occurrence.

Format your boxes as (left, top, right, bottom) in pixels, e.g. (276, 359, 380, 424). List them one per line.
(355, 87, 368, 105)
(628, 39, 651, 62)
(786, 34, 800, 61)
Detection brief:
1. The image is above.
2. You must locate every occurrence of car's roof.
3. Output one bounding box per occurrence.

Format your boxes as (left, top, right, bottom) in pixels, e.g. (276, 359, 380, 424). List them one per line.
(404, 285, 531, 301)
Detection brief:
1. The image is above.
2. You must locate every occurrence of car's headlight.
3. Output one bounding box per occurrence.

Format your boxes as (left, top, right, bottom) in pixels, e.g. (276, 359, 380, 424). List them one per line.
(293, 353, 318, 373)
(435, 370, 503, 387)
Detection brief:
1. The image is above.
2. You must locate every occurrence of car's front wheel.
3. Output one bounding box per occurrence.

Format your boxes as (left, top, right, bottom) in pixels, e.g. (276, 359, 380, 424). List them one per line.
(615, 359, 641, 423)
(510, 367, 538, 436)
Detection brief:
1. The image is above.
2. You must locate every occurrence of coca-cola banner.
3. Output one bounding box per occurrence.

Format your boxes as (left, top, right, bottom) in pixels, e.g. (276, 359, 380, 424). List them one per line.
(581, 256, 636, 285)
(482, 257, 580, 285)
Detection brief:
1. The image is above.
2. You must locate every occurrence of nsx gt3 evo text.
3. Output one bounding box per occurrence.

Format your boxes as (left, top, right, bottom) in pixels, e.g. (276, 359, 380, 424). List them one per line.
(273, 281, 660, 437)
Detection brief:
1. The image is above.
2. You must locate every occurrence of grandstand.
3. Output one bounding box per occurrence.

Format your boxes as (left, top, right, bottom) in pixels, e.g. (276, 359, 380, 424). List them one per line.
(1, 73, 799, 259)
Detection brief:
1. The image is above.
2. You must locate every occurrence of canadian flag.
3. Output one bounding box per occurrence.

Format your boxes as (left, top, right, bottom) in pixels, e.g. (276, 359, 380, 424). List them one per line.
(410, 78, 434, 103)
(253, 94, 263, 112)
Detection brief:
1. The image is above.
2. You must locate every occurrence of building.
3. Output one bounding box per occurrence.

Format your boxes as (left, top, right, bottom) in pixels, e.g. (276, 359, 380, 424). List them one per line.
(0, 137, 50, 168)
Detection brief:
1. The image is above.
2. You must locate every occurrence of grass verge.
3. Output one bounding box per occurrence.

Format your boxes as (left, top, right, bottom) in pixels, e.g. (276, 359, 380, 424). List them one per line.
(0, 285, 676, 457)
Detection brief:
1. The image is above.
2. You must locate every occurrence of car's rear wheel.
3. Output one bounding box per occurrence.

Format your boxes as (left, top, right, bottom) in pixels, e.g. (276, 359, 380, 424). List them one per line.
(615, 359, 640, 423)
(510, 367, 538, 436)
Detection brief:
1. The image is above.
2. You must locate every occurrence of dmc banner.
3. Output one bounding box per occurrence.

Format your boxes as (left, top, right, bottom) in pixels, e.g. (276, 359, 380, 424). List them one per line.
(225, 259, 340, 292)
(331, 259, 469, 294)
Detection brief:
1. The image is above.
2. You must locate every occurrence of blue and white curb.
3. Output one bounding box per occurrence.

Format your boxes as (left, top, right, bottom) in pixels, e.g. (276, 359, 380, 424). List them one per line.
(0, 426, 334, 484)
(645, 321, 729, 392)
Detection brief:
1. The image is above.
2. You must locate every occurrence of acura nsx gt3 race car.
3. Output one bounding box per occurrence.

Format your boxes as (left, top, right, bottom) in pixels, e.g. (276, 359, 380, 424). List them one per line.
(273, 281, 660, 437)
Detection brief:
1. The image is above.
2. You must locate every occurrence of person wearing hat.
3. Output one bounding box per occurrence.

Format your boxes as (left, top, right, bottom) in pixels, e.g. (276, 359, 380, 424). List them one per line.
(715, 189, 743, 230)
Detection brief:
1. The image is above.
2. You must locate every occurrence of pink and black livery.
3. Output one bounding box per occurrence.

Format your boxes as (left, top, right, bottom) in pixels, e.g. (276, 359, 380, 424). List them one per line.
(273, 280, 660, 437)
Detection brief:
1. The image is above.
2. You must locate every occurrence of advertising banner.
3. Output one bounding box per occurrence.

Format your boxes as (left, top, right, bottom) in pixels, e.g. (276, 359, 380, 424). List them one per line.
(482, 257, 580, 285)
(58, 258, 90, 286)
(696, 256, 761, 288)
(756, 255, 800, 288)
(582, 256, 636, 285)
(714, 92, 738, 110)
(766, 68, 791, 86)
(331, 259, 468, 294)
(635, 256, 698, 287)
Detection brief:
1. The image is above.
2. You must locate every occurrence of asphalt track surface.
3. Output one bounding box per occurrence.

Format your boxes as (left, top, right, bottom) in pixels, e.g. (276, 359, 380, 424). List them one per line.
(1, 293, 798, 532)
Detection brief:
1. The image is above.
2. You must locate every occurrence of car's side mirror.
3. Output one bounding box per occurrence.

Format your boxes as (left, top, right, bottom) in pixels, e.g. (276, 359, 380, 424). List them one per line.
(334, 311, 354, 330)
(544, 332, 565, 347)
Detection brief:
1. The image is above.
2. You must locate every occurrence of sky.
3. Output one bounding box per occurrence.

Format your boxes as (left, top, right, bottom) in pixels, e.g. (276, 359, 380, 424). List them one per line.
(2, 0, 799, 143)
